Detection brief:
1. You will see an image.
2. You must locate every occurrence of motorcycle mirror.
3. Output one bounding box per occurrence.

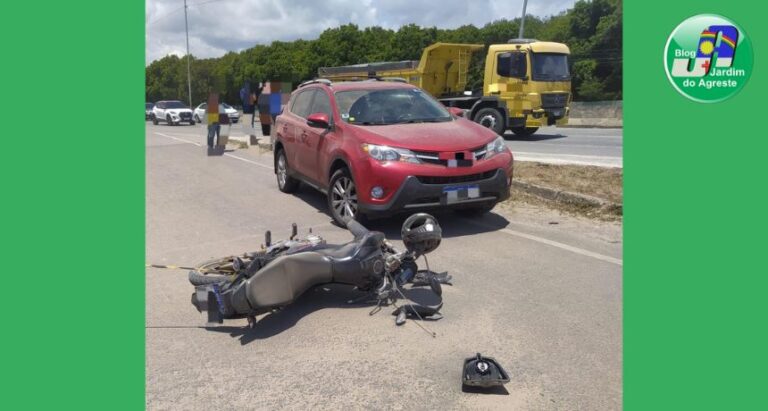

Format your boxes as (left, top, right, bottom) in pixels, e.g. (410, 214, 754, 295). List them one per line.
(290, 223, 297, 240)
(265, 230, 272, 247)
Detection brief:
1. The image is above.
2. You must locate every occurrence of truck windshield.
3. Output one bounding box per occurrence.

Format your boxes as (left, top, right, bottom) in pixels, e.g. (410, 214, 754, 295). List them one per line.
(335, 88, 452, 125)
(531, 53, 570, 81)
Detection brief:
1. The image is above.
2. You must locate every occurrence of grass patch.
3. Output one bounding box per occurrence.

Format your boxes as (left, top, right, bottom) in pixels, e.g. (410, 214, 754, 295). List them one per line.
(514, 162, 623, 204)
(507, 161, 623, 220)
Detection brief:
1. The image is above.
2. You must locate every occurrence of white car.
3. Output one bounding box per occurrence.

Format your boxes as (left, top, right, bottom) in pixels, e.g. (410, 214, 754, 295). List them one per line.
(151, 100, 195, 125)
(193, 102, 240, 124)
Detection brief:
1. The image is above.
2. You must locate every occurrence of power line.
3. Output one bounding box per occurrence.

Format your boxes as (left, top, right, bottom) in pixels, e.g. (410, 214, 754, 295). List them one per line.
(146, 0, 228, 27)
(146, 5, 183, 26)
(188, 0, 228, 7)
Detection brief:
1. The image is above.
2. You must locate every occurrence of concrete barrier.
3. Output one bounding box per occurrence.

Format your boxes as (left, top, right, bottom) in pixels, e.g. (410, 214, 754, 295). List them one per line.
(567, 100, 622, 128)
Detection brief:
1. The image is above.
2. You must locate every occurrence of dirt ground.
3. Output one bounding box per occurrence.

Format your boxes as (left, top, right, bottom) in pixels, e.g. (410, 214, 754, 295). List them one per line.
(508, 162, 623, 221)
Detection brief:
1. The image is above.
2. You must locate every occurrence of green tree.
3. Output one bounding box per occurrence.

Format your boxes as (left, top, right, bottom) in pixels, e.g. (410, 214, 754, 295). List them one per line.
(146, 1, 623, 103)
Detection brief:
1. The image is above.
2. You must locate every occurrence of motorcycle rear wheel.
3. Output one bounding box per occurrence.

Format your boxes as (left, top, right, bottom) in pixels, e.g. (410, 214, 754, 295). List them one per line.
(188, 256, 239, 286)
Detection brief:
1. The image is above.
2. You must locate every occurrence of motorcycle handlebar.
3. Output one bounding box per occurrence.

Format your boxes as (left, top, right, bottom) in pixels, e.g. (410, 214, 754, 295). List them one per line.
(344, 217, 370, 239)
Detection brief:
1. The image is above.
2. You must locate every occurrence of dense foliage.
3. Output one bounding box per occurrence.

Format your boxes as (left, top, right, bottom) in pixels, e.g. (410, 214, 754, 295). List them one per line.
(146, 0, 621, 105)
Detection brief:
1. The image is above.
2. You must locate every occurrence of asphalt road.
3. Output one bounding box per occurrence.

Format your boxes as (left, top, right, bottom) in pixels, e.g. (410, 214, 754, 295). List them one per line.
(503, 126, 623, 168)
(146, 122, 622, 410)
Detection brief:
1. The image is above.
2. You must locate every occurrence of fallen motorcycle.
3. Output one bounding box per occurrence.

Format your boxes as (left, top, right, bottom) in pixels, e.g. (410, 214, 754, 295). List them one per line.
(189, 213, 451, 331)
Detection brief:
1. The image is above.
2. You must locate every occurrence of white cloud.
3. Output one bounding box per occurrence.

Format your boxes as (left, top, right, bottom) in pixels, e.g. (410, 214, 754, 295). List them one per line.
(146, 0, 576, 64)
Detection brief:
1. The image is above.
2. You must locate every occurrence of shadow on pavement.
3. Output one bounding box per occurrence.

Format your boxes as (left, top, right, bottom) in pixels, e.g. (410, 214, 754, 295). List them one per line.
(205, 284, 374, 344)
(502, 132, 567, 142)
(290, 185, 510, 240)
(460, 385, 510, 395)
(205, 147, 236, 156)
(204, 281, 448, 344)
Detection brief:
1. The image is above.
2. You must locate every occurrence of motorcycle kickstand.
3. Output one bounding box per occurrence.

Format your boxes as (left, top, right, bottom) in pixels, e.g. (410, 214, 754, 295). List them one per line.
(246, 315, 257, 329)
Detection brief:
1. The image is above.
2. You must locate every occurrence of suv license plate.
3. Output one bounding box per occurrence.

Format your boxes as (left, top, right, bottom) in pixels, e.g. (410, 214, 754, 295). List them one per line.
(443, 185, 480, 204)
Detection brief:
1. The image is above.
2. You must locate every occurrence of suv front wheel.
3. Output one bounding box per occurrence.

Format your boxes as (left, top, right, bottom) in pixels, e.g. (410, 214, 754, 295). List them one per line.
(328, 168, 363, 226)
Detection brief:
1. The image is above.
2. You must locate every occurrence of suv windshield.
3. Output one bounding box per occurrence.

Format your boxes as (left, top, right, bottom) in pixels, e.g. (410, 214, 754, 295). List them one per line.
(164, 101, 188, 109)
(531, 53, 570, 81)
(335, 88, 452, 125)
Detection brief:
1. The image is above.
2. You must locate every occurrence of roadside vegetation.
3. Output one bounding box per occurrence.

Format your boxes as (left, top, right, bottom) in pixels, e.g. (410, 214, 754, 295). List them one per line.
(146, 0, 621, 104)
(507, 161, 623, 220)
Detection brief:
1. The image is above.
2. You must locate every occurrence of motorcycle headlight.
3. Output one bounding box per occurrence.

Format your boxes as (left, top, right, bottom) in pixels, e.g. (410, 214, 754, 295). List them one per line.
(484, 136, 507, 159)
(362, 144, 421, 164)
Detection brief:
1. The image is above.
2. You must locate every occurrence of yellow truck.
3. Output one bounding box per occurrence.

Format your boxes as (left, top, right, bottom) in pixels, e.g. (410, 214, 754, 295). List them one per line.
(318, 40, 571, 137)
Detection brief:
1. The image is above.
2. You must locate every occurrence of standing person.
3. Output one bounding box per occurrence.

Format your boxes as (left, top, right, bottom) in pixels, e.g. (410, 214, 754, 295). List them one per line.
(239, 81, 252, 127)
(249, 85, 260, 128)
(206, 92, 220, 149)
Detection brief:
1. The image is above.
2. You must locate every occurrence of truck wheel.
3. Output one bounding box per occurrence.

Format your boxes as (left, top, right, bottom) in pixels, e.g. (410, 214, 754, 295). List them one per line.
(511, 127, 538, 136)
(473, 108, 505, 135)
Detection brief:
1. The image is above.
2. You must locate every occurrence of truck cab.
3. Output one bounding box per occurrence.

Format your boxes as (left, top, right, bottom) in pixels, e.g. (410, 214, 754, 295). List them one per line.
(317, 40, 572, 137)
(480, 40, 571, 136)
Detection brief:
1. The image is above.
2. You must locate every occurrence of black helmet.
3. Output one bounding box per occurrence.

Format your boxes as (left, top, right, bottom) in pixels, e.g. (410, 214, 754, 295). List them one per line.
(401, 213, 441, 256)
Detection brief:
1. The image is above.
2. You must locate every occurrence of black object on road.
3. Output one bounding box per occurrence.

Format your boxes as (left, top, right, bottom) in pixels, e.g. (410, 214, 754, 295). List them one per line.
(462, 353, 510, 388)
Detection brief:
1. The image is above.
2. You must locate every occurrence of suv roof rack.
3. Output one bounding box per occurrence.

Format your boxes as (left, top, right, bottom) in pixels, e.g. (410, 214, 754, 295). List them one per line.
(298, 78, 332, 88)
(355, 76, 408, 83)
(376, 77, 407, 83)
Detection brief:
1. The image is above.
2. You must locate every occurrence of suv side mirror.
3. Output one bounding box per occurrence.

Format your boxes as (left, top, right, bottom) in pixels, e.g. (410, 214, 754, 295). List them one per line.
(307, 112, 330, 129)
(447, 107, 465, 117)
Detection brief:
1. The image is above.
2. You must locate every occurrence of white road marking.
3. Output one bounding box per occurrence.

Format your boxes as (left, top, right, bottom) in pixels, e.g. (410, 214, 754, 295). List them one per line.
(466, 219, 623, 266)
(154, 132, 201, 147)
(222, 153, 273, 170)
(513, 151, 622, 168)
(154, 131, 273, 170)
(152, 129, 621, 266)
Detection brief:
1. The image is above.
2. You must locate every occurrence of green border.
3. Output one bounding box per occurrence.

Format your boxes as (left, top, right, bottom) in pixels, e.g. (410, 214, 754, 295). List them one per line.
(1, 1, 144, 409)
(2, 1, 766, 409)
(626, 1, 765, 409)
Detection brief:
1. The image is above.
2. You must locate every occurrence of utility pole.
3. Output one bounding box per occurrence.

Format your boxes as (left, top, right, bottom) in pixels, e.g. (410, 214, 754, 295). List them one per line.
(184, 0, 192, 107)
(518, 0, 528, 39)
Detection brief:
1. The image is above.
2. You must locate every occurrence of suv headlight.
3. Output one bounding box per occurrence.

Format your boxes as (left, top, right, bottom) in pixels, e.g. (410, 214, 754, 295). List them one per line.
(362, 144, 421, 164)
(484, 136, 507, 159)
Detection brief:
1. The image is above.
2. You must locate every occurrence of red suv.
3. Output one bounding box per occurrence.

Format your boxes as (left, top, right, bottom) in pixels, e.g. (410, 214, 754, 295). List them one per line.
(273, 79, 514, 226)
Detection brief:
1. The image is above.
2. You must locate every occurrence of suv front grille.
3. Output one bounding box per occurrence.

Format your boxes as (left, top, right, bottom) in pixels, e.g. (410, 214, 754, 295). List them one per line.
(540, 93, 569, 108)
(413, 145, 490, 165)
(416, 170, 496, 185)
